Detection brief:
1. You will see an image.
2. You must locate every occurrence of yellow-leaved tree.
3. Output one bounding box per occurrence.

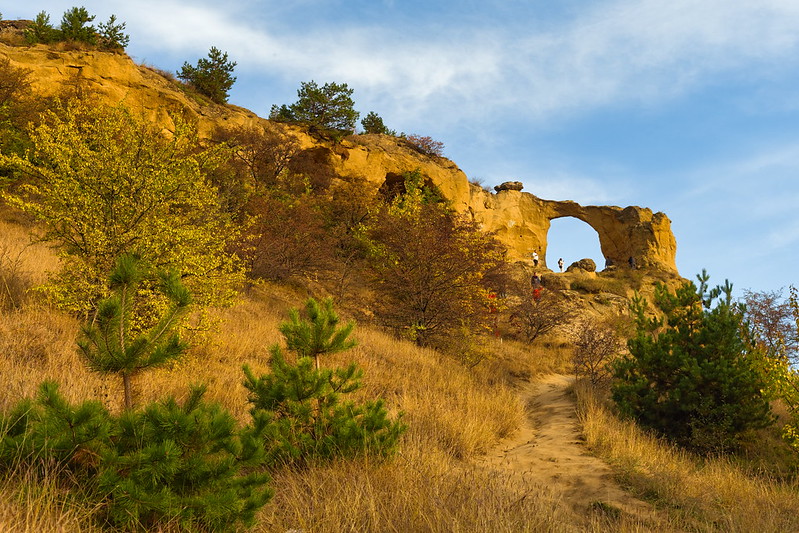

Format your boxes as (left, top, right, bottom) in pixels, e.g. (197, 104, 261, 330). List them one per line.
(0, 99, 243, 316)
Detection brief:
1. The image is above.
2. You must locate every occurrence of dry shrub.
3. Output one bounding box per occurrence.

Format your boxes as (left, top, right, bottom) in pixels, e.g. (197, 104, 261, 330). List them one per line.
(572, 319, 624, 386)
(240, 195, 334, 282)
(576, 382, 799, 532)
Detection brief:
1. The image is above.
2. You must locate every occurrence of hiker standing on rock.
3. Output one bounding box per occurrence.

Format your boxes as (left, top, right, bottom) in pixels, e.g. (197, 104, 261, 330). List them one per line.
(558, 258, 564, 272)
(532, 250, 539, 267)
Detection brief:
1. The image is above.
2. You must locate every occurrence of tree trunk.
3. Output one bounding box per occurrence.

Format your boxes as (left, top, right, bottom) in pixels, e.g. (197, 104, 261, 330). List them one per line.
(122, 372, 132, 410)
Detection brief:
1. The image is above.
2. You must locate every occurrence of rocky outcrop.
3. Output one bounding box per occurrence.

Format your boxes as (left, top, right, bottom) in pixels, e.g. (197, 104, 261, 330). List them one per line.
(1, 41, 678, 274)
(494, 181, 524, 192)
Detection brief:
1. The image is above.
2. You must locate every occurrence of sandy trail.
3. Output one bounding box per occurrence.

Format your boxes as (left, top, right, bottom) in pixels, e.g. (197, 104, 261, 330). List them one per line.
(481, 374, 660, 528)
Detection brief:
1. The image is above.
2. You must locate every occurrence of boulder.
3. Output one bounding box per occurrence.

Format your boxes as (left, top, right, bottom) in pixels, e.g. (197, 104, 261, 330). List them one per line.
(494, 181, 524, 192)
(541, 272, 570, 290)
(567, 258, 596, 273)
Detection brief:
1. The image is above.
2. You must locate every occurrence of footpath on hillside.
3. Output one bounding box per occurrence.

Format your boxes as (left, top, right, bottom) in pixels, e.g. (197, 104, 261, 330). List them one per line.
(480, 374, 670, 531)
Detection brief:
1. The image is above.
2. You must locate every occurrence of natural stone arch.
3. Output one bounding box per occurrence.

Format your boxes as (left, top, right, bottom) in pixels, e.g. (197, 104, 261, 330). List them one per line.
(467, 190, 678, 273)
(544, 216, 603, 271)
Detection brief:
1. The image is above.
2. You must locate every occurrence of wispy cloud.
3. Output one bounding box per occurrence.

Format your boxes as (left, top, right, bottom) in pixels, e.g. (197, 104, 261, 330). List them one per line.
(24, 0, 799, 126)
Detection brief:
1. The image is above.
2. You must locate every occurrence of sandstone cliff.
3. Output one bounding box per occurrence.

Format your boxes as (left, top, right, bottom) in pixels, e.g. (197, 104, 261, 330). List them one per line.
(1, 40, 678, 274)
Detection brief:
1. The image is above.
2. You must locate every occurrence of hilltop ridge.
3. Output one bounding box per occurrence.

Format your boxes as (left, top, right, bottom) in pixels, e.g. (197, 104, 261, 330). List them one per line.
(0, 36, 678, 274)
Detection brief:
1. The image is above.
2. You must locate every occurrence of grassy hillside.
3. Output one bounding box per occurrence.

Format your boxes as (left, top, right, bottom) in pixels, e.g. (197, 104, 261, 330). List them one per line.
(1, 15, 799, 532)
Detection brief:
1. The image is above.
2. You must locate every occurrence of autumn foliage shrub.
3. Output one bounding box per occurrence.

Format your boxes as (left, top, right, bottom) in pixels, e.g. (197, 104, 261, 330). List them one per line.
(404, 134, 445, 157)
(365, 171, 506, 347)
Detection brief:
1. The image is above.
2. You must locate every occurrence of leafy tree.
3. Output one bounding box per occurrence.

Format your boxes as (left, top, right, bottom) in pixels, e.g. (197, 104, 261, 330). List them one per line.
(361, 111, 395, 135)
(24, 11, 59, 44)
(213, 124, 300, 194)
(243, 297, 405, 465)
(0, 58, 37, 162)
(366, 171, 506, 346)
(766, 287, 799, 452)
(238, 193, 334, 282)
(270, 80, 359, 133)
(178, 47, 237, 104)
(97, 14, 129, 50)
(0, 99, 243, 314)
(78, 255, 191, 410)
(59, 6, 96, 44)
(612, 271, 775, 454)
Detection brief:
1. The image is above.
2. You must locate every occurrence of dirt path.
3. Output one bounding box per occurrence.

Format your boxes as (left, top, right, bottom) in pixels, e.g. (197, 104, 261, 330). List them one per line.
(481, 374, 663, 529)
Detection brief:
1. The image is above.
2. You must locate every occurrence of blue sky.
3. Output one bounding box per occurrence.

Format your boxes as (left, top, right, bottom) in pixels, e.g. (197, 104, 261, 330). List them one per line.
(4, 0, 799, 295)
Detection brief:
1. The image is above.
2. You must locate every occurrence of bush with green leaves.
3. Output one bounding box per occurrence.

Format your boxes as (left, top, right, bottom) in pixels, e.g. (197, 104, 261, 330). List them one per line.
(243, 297, 405, 465)
(270, 80, 359, 134)
(612, 271, 775, 454)
(178, 46, 237, 104)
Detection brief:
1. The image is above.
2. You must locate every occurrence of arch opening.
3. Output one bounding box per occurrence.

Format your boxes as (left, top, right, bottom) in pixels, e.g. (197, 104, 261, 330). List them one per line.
(545, 217, 603, 271)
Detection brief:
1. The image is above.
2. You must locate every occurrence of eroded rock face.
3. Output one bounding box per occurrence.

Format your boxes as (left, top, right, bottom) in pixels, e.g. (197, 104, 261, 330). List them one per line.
(1, 42, 678, 274)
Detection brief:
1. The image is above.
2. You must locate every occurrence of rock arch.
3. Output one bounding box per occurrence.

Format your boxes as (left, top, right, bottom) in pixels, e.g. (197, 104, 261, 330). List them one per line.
(469, 190, 678, 273)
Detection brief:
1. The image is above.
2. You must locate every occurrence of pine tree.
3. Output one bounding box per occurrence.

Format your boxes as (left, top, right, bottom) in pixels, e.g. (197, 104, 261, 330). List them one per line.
(612, 271, 775, 453)
(270, 80, 359, 133)
(280, 297, 356, 370)
(243, 298, 405, 465)
(178, 47, 237, 104)
(361, 111, 396, 135)
(78, 254, 191, 410)
(0, 381, 112, 477)
(97, 385, 272, 531)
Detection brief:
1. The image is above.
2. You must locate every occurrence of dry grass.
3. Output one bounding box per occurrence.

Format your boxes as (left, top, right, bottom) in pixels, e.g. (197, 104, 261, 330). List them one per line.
(575, 381, 799, 532)
(0, 215, 571, 530)
(0, 219, 58, 310)
(0, 464, 104, 533)
(257, 446, 573, 533)
(5, 214, 799, 532)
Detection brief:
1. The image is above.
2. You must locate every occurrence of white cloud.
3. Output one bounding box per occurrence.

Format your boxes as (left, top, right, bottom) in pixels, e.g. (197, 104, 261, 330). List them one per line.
(15, 0, 799, 125)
